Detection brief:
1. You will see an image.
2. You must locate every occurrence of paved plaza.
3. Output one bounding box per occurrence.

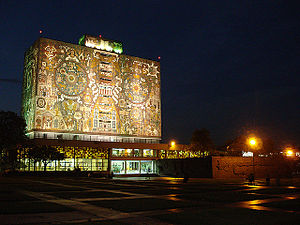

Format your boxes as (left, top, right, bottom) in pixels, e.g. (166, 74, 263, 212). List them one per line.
(0, 176, 300, 224)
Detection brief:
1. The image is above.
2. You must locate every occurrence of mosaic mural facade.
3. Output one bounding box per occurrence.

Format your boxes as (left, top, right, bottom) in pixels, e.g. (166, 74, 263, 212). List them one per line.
(22, 37, 161, 139)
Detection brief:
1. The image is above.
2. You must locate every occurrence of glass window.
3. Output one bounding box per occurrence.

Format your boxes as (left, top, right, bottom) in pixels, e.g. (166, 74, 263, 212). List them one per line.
(112, 148, 123, 157)
(112, 148, 132, 157)
(141, 161, 153, 174)
(93, 159, 108, 171)
(111, 160, 125, 174)
(143, 149, 155, 157)
(133, 149, 141, 157)
(124, 149, 132, 157)
(126, 161, 139, 174)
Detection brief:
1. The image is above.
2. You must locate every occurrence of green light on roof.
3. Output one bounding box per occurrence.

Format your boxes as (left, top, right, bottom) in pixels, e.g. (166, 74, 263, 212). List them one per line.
(113, 42, 123, 54)
(78, 35, 85, 45)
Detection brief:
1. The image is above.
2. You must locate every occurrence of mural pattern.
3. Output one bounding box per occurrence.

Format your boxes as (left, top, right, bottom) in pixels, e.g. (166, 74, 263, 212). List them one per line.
(23, 38, 161, 138)
(22, 44, 39, 131)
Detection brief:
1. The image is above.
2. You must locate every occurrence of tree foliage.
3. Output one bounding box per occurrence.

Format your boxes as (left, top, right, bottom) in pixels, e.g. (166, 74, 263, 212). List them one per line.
(0, 111, 27, 148)
(28, 145, 65, 171)
(225, 133, 277, 155)
(0, 111, 27, 171)
(189, 128, 215, 153)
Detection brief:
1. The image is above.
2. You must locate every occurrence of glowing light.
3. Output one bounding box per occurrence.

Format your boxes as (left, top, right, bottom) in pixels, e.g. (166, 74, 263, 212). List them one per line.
(39, 30, 43, 34)
(242, 151, 253, 157)
(170, 141, 176, 147)
(158, 56, 161, 60)
(99, 34, 102, 38)
(286, 150, 294, 157)
(83, 35, 123, 54)
(248, 138, 256, 147)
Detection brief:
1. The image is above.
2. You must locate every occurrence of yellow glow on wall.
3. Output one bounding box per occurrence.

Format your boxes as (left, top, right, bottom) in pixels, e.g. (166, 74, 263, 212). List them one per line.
(22, 38, 161, 139)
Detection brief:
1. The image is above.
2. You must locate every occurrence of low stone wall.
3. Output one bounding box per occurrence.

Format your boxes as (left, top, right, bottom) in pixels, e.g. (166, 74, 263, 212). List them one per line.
(157, 158, 212, 178)
(212, 156, 294, 179)
(157, 156, 295, 179)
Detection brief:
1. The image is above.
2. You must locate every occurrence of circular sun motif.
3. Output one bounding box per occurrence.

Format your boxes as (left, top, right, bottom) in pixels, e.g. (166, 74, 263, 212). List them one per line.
(37, 98, 46, 108)
(123, 73, 150, 104)
(55, 61, 87, 96)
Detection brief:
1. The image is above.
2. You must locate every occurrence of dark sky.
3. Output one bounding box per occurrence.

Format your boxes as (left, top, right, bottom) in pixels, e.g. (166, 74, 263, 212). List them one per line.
(0, 0, 299, 146)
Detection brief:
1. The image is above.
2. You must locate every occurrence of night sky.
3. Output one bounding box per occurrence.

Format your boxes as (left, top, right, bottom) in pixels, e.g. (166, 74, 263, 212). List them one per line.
(0, 1, 299, 146)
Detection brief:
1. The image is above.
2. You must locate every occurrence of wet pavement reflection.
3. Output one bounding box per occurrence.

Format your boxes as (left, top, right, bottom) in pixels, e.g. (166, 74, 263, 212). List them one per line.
(229, 182, 300, 214)
(1, 176, 300, 225)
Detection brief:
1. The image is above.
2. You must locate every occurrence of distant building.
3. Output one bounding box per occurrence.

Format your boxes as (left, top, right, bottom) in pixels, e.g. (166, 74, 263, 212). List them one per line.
(21, 35, 201, 174)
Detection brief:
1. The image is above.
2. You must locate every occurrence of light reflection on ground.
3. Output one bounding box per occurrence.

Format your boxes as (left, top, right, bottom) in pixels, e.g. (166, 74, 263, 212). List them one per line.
(230, 192, 300, 213)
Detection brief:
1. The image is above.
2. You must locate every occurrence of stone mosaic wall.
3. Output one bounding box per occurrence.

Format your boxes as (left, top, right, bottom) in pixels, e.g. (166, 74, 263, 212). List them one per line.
(22, 38, 161, 138)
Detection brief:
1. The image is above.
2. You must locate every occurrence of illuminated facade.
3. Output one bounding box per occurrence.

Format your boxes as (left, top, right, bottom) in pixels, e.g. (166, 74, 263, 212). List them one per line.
(21, 35, 203, 174)
(22, 35, 161, 143)
(19, 139, 204, 173)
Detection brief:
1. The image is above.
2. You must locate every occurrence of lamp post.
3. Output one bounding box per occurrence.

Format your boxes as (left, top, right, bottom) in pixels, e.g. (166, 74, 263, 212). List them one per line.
(248, 137, 257, 183)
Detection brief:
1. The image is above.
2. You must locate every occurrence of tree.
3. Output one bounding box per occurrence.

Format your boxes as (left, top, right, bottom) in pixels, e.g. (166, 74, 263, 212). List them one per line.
(0, 111, 27, 171)
(225, 133, 278, 156)
(189, 128, 215, 155)
(28, 145, 65, 171)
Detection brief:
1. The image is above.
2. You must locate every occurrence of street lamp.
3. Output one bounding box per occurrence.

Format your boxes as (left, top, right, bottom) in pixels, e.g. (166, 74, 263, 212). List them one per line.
(247, 137, 257, 183)
(249, 138, 256, 147)
(286, 150, 294, 157)
(284, 147, 294, 157)
(170, 141, 176, 148)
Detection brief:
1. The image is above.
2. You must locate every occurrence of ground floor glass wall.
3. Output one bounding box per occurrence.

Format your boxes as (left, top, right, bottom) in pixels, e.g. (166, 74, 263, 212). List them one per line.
(111, 160, 155, 174)
(21, 158, 108, 171)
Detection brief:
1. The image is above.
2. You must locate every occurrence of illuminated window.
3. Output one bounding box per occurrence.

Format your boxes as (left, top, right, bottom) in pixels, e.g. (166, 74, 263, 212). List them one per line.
(57, 134, 63, 139)
(134, 149, 141, 157)
(143, 149, 155, 157)
(112, 148, 124, 157)
(126, 161, 139, 174)
(141, 161, 153, 174)
(124, 149, 132, 157)
(111, 160, 125, 174)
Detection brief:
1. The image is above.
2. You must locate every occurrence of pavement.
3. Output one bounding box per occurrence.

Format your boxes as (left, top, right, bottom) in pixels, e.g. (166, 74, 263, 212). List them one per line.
(0, 176, 300, 224)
